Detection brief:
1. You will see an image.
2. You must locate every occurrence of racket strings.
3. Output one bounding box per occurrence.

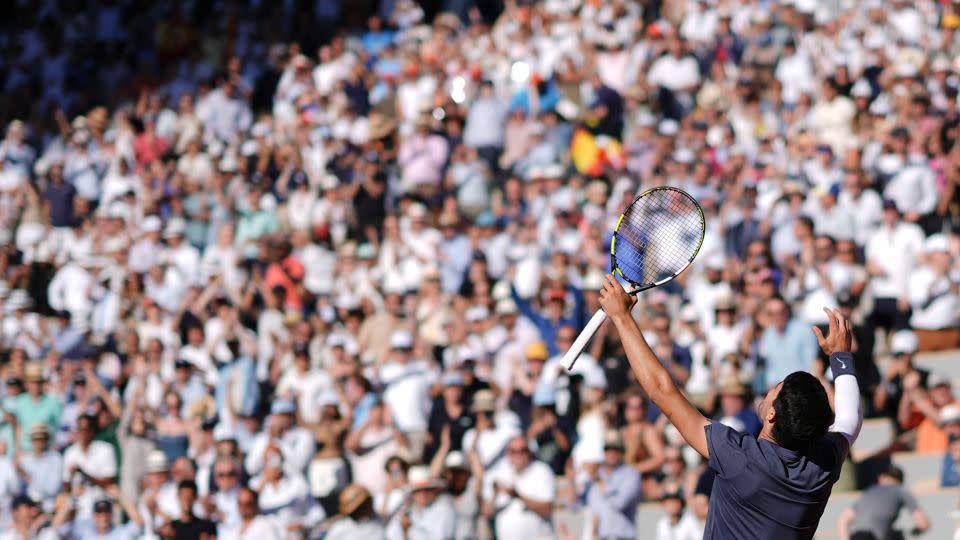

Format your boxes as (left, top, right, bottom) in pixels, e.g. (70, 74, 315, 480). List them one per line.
(613, 189, 703, 286)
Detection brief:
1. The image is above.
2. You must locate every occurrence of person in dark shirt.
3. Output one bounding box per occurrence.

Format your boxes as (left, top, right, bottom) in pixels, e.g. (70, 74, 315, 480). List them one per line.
(598, 276, 863, 539)
(425, 371, 475, 461)
(42, 161, 77, 228)
(160, 480, 216, 540)
(586, 73, 624, 139)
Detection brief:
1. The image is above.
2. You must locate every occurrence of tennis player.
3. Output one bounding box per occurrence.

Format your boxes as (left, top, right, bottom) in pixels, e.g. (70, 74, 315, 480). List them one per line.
(598, 275, 862, 539)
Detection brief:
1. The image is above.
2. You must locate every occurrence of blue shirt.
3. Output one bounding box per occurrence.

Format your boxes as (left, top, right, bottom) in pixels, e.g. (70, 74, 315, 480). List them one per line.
(942, 452, 960, 487)
(585, 463, 642, 539)
(216, 356, 260, 417)
(703, 422, 846, 539)
(761, 319, 819, 388)
(20, 450, 63, 506)
(510, 286, 586, 356)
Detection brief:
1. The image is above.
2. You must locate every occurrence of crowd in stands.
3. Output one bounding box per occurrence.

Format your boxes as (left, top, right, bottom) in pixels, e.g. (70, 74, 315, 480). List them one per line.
(0, 0, 959, 539)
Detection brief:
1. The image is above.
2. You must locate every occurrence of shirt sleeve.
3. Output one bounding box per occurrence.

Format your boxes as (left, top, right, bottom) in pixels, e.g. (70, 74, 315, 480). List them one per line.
(899, 487, 919, 511)
(705, 422, 751, 478)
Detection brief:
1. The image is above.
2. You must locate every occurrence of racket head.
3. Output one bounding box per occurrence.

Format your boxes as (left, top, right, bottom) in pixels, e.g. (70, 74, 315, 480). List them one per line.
(610, 186, 705, 290)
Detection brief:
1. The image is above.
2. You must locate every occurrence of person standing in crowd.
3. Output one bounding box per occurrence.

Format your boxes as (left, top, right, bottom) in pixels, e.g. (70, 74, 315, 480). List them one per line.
(837, 466, 930, 540)
(483, 435, 556, 540)
(584, 430, 642, 540)
(655, 486, 702, 540)
(325, 484, 385, 540)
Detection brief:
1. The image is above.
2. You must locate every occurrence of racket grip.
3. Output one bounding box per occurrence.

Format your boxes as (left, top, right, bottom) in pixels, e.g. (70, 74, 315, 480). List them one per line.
(561, 308, 608, 371)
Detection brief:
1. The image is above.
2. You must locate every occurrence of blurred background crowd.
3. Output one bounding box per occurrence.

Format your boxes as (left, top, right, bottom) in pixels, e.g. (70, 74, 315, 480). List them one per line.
(0, 0, 959, 539)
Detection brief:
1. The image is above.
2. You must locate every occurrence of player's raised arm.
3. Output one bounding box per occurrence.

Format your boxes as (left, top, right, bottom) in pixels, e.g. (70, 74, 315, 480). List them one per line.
(813, 307, 863, 451)
(599, 274, 711, 458)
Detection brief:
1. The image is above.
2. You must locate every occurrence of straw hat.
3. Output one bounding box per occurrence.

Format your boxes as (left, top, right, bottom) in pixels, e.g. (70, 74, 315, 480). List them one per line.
(339, 484, 372, 515)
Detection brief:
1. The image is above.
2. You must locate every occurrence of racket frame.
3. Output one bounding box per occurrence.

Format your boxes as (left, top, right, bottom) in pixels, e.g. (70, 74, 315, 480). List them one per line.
(561, 186, 705, 371)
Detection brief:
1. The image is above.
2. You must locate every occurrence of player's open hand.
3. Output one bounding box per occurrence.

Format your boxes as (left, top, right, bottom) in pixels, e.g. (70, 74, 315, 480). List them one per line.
(812, 307, 853, 356)
(599, 274, 635, 320)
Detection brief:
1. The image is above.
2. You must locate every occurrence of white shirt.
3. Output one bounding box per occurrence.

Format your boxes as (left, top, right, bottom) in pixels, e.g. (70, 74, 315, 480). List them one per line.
(379, 360, 435, 433)
(0, 457, 19, 530)
(245, 427, 315, 476)
(865, 223, 925, 298)
(348, 426, 400, 495)
(62, 441, 117, 519)
(655, 512, 702, 540)
(908, 267, 959, 330)
(276, 368, 333, 424)
(47, 263, 93, 315)
(165, 243, 201, 285)
(884, 161, 939, 216)
(838, 189, 883, 246)
(647, 54, 700, 92)
(461, 424, 521, 470)
(775, 52, 815, 104)
(218, 516, 282, 540)
(483, 460, 556, 540)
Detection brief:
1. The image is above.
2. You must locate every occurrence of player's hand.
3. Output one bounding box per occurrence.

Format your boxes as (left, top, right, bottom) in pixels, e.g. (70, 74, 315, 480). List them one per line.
(812, 307, 853, 355)
(598, 274, 635, 320)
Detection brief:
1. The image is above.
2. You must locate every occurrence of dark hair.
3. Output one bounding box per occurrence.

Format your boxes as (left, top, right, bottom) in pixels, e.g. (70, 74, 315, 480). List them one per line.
(178, 480, 198, 495)
(772, 372, 835, 450)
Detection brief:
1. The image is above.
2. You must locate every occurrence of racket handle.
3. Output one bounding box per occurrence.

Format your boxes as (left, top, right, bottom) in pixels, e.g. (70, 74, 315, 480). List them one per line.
(561, 308, 608, 371)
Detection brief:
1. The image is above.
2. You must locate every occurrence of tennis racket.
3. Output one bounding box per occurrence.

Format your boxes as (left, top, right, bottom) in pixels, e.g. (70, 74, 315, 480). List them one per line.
(561, 186, 705, 370)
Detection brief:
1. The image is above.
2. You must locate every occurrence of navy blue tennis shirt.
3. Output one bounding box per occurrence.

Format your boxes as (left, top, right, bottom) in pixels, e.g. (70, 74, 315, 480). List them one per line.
(702, 414, 848, 539)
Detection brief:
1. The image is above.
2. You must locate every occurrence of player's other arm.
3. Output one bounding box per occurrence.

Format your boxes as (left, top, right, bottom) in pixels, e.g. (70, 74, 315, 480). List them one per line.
(599, 275, 711, 459)
(813, 308, 863, 452)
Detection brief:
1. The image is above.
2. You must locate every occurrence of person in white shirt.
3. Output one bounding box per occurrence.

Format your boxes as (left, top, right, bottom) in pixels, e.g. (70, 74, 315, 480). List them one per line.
(837, 169, 883, 247)
(655, 488, 702, 540)
(62, 414, 118, 520)
(865, 200, 925, 333)
(908, 234, 960, 350)
(482, 435, 555, 540)
(276, 344, 333, 424)
(378, 330, 436, 462)
(218, 487, 281, 540)
(163, 218, 201, 286)
(244, 401, 315, 476)
(646, 37, 701, 117)
(395, 466, 456, 540)
(775, 39, 815, 105)
(249, 446, 322, 534)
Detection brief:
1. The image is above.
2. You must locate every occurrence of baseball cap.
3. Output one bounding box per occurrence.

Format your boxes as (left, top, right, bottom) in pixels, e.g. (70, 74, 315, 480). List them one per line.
(442, 371, 464, 387)
(93, 499, 112, 513)
(526, 342, 549, 361)
(270, 400, 296, 415)
(890, 330, 918, 356)
(443, 451, 468, 470)
(940, 404, 960, 425)
(928, 372, 951, 389)
(390, 330, 414, 350)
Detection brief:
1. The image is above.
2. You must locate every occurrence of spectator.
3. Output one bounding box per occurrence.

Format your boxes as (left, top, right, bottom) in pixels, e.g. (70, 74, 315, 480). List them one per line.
(70, 488, 144, 540)
(837, 466, 929, 540)
(11, 363, 61, 451)
(482, 435, 556, 540)
(221, 487, 281, 540)
(584, 429, 642, 540)
(396, 465, 456, 540)
(873, 330, 927, 421)
(865, 200, 925, 334)
(325, 483, 385, 540)
(908, 234, 960, 350)
(655, 486, 702, 540)
(62, 414, 117, 521)
(759, 297, 820, 389)
(901, 372, 960, 454)
(15, 424, 61, 512)
(159, 480, 217, 540)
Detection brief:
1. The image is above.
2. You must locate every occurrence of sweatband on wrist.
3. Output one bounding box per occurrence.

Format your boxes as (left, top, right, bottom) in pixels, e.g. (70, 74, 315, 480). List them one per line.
(829, 352, 856, 378)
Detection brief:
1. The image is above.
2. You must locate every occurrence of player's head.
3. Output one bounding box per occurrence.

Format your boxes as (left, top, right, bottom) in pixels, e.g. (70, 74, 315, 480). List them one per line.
(759, 371, 835, 451)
